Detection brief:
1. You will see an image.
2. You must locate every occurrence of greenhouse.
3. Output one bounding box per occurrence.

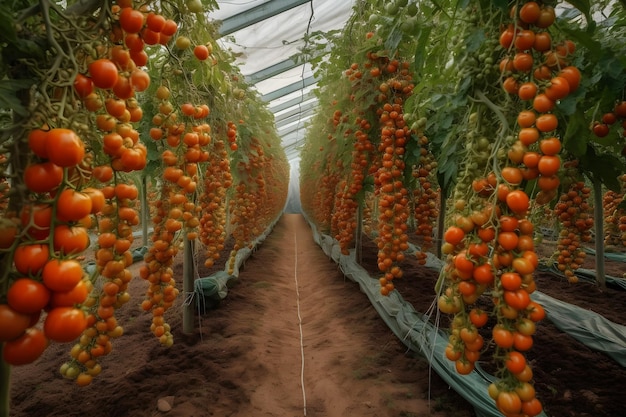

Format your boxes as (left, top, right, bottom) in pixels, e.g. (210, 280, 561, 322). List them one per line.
(1, 1, 626, 417)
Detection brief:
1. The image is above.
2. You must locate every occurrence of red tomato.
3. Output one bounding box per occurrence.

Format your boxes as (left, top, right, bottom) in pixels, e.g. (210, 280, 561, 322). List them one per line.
(49, 280, 89, 308)
(7, 278, 51, 314)
(73, 74, 94, 98)
(56, 189, 93, 222)
(472, 264, 494, 285)
(24, 162, 63, 193)
(89, 59, 119, 89)
(53, 225, 90, 255)
(146, 12, 166, 32)
(501, 272, 522, 291)
(506, 190, 530, 214)
(526, 301, 546, 322)
(13, 244, 50, 275)
(2, 327, 48, 365)
(82, 187, 106, 214)
(46, 129, 85, 168)
(130, 69, 150, 92)
(513, 331, 534, 351)
(504, 289, 531, 310)
(193, 45, 209, 61)
(43, 307, 87, 343)
(492, 324, 514, 348)
(27, 129, 50, 158)
(0, 304, 31, 342)
(505, 351, 527, 374)
(521, 397, 543, 416)
(42, 259, 84, 292)
(119, 7, 145, 33)
(558, 66, 581, 92)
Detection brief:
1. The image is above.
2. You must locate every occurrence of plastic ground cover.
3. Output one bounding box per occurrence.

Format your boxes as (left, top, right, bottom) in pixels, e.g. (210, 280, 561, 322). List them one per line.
(193, 215, 281, 311)
(305, 215, 626, 416)
(189, 213, 625, 415)
(583, 247, 626, 263)
(539, 261, 626, 290)
(308, 221, 516, 417)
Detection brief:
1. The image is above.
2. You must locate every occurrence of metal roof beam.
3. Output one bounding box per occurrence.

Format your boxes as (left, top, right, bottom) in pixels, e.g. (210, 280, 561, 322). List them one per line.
(261, 76, 317, 102)
(276, 108, 317, 129)
(274, 99, 317, 123)
(246, 58, 302, 84)
(269, 91, 316, 113)
(277, 114, 314, 136)
(218, 0, 311, 36)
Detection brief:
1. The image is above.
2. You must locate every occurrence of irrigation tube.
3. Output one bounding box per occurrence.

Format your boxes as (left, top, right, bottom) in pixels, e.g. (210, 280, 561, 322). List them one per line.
(293, 227, 307, 416)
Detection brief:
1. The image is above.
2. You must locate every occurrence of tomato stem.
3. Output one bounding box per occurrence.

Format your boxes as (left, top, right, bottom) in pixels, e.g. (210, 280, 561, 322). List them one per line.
(592, 178, 606, 289)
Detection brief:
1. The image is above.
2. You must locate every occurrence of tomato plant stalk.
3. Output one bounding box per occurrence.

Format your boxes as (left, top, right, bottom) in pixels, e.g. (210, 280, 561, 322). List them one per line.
(593, 179, 606, 289)
(182, 237, 195, 335)
(0, 349, 9, 417)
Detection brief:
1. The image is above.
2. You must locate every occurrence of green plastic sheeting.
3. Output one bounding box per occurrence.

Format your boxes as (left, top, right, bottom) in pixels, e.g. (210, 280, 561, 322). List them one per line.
(583, 247, 626, 263)
(306, 218, 533, 417)
(305, 215, 626, 416)
(193, 215, 281, 310)
(530, 291, 626, 367)
(539, 261, 626, 291)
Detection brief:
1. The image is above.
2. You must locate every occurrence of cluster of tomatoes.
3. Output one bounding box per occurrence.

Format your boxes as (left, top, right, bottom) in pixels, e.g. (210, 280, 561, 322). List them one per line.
(227, 136, 276, 275)
(142, 92, 215, 345)
(0, 127, 105, 366)
(591, 101, 626, 140)
(602, 174, 626, 248)
(60, 179, 138, 386)
(500, 2, 582, 205)
(436, 2, 582, 416)
(374, 59, 414, 296)
(331, 58, 378, 256)
(139, 178, 180, 347)
(111, 0, 178, 65)
(199, 138, 232, 269)
(411, 129, 439, 263)
(553, 181, 593, 282)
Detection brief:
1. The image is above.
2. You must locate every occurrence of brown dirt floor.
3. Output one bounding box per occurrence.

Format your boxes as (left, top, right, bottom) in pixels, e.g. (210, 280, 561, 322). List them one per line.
(8, 213, 626, 417)
(9, 214, 472, 417)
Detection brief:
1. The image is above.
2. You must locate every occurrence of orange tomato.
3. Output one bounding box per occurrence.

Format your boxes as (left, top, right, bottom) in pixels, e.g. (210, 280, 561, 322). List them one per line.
(44, 307, 87, 343)
(0, 304, 31, 341)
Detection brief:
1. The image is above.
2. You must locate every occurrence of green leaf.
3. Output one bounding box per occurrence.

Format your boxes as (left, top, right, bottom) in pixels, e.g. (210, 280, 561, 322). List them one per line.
(0, 79, 35, 115)
(465, 28, 485, 54)
(579, 145, 626, 192)
(0, 4, 17, 44)
(384, 25, 403, 54)
(562, 115, 588, 157)
(413, 25, 432, 76)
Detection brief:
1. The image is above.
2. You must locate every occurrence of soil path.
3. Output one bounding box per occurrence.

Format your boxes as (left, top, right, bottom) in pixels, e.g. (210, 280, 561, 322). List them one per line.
(217, 213, 448, 417)
(9, 213, 470, 417)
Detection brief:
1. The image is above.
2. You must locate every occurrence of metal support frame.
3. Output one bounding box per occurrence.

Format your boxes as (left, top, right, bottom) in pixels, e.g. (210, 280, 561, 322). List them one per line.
(261, 76, 317, 102)
(218, 0, 311, 36)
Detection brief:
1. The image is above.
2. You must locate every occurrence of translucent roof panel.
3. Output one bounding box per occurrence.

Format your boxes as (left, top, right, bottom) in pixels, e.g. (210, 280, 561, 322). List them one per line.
(214, 1, 355, 77)
(254, 63, 315, 97)
(212, 0, 356, 163)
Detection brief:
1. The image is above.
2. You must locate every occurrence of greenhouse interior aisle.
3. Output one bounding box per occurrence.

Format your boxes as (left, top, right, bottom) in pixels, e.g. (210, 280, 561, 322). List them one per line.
(222, 213, 454, 417)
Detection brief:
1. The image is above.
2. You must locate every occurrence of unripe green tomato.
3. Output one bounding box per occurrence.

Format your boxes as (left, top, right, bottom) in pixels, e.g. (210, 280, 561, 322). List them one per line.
(175, 36, 191, 50)
(385, 2, 400, 15)
(368, 13, 380, 24)
(187, 0, 203, 13)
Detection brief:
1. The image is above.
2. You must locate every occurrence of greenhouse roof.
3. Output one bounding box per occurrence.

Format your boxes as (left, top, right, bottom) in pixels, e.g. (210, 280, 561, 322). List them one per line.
(212, 0, 356, 163)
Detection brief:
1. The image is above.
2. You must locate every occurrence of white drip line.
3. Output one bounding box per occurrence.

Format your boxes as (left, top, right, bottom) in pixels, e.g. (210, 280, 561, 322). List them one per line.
(293, 227, 307, 416)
